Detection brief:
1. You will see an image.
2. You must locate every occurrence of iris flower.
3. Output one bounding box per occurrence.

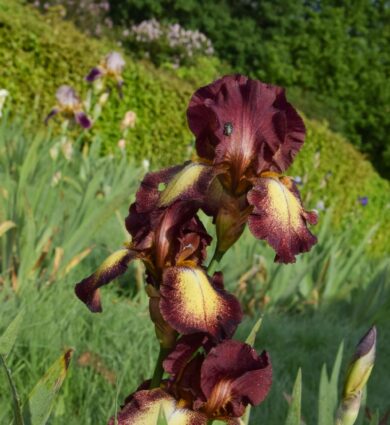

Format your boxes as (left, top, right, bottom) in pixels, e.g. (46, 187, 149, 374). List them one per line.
(75, 171, 242, 341)
(86, 51, 125, 96)
(109, 336, 272, 424)
(144, 75, 318, 263)
(45, 85, 91, 129)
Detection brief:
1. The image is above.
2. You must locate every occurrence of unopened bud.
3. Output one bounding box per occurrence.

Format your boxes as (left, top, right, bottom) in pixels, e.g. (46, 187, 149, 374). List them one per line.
(336, 326, 376, 425)
(121, 110, 137, 130)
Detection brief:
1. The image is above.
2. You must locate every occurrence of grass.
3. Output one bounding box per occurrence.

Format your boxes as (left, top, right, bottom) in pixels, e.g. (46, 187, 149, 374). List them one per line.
(1, 280, 388, 425)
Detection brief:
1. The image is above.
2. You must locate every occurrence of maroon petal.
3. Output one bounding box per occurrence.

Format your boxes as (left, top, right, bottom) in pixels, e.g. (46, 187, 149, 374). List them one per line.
(44, 108, 59, 124)
(200, 340, 272, 417)
(85, 67, 103, 82)
(163, 333, 209, 377)
(187, 74, 305, 181)
(74, 111, 92, 129)
(75, 249, 136, 312)
(160, 267, 242, 340)
(247, 175, 317, 263)
(109, 388, 207, 425)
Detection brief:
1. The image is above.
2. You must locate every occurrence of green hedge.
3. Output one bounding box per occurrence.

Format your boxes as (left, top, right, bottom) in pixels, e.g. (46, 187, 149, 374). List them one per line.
(0, 0, 389, 255)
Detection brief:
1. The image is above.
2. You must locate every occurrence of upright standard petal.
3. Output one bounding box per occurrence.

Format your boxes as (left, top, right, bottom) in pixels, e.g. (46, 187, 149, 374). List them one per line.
(75, 249, 136, 312)
(187, 75, 305, 183)
(160, 267, 242, 340)
(247, 175, 317, 263)
(109, 389, 207, 425)
(198, 340, 272, 417)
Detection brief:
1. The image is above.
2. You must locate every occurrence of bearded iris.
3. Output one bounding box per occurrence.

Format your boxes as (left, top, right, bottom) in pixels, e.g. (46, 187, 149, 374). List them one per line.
(147, 75, 318, 263)
(74, 73, 321, 425)
(45, 85, 91, 129)
(75, 170, 242, 343)
(109, 336, 272, 425)
(86, 51, 125, 96)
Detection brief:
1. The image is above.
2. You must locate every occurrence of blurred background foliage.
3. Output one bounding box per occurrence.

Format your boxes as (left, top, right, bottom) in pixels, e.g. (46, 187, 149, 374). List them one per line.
(1, 0, 389, 255)
(1, 0, 389, 423)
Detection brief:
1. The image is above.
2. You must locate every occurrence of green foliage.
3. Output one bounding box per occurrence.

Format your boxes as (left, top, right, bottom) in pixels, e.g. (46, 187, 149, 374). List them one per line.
(109, 0, 390, 176)
(0, 311, 24, 358)
(0, 114, 142, 290)
(285, 368, 302, 425)
(23, 350, 73, 425)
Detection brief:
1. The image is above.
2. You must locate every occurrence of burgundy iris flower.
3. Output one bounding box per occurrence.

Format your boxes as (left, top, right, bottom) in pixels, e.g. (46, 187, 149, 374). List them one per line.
(75, 170, 242, 342)
(110, 336, 272, 424)
(139, 75, 317, 263)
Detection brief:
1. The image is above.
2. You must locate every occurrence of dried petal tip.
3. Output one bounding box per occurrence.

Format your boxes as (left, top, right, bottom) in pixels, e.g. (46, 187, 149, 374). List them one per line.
(336, 326, 377, 425)
(344, 326, 376, 397)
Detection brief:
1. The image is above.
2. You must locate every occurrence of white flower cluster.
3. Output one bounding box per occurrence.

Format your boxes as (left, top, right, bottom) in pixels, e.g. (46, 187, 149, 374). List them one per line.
(131, 18, 163, 43)
(127, 19, 214, 64)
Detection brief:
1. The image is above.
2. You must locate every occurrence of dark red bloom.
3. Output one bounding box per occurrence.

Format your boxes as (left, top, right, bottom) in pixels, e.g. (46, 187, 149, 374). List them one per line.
(75, 168, 242, 341)
(110, 337, 272, 424)
(185, 75, 316, 262)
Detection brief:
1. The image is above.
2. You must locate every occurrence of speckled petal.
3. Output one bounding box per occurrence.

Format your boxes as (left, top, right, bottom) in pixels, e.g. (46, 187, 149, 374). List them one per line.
(109, 389, 207, 425)
(187, 75, 305, 180)
(160, 267, 242, 340)
(75, 249, 136, 312)
(247, 175, 317, 263)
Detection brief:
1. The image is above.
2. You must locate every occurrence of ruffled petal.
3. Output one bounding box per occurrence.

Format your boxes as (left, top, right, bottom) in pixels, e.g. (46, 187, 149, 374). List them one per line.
(247, 175, 317, 263)
(199, 340, 272, 417)
(109, 389, 207, 425)
(75, 249, 136, 312)
(187, 75, 305, 184)
(160, 267, 242, 340)
(128, 163, 214, 220)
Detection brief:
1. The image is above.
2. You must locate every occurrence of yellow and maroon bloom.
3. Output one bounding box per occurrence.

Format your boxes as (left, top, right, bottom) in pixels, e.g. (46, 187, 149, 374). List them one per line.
(75, 168, 242, 341)
(45, 85, 92, 129)
(186, 74, 317, 263)
(110, 337, 271, 424)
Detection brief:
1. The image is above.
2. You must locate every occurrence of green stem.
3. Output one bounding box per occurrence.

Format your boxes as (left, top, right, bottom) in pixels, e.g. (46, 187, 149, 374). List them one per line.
(150, 345, 170, 389)
(208, 249, 225, 275)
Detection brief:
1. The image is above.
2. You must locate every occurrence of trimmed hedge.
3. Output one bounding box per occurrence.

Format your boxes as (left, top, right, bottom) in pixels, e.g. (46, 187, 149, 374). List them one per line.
(1, 0, 389, 255)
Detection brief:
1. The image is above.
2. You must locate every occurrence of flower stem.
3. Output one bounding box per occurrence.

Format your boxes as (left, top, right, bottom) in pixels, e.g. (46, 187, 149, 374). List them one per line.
(208, 249, 225, 275)
(150, 345, 170, 389)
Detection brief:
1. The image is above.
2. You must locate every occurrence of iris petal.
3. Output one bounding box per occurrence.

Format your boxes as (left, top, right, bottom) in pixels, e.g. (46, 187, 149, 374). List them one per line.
(247, 176, 317, 263)
(187, 75, 305, 180)
(109, 389, 207, 425)
(200, 340, 272, 417)
(75, 249, 136, 312)
(160, 267, 242, 340)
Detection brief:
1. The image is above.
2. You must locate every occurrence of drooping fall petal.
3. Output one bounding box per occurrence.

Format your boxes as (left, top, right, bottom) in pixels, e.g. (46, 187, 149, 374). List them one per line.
(128, 162, 213, 219)
(160, 267, 242, 340)
(187, 75, 305, 182)
(247, 175, 317, 263)
(199, 340, 272, 417)
(74, 111, 92, 129)
(86, 67, 103, 82)
(75, 249, 136, 312)
(109, 389, 208, 425)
